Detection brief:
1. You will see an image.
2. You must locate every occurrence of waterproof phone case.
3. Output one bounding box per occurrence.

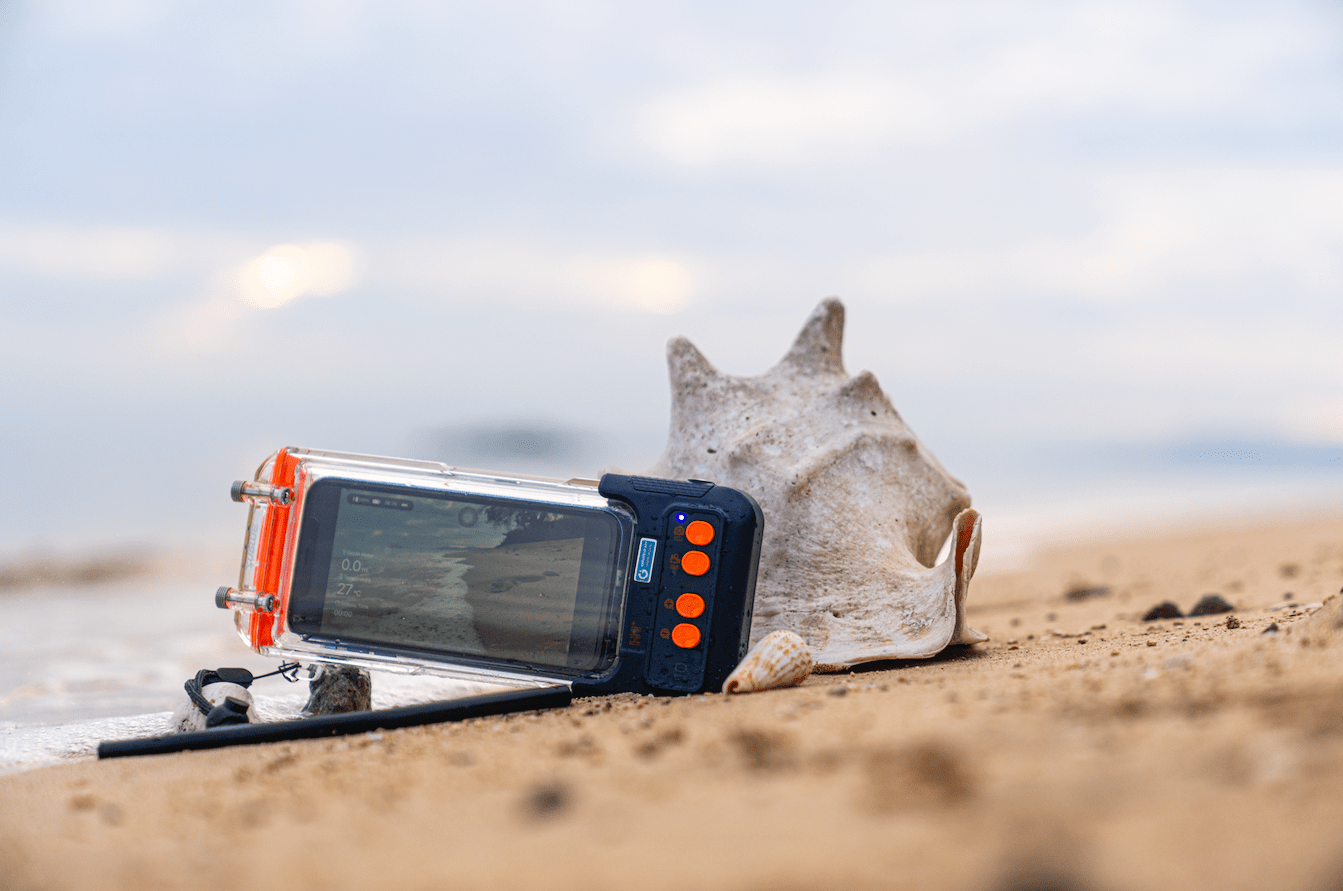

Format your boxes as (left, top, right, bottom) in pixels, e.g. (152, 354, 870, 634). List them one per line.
(218, 447, 763, 696)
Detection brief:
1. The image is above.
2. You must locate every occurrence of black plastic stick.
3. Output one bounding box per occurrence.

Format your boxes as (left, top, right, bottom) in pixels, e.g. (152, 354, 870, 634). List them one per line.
(97, 685, 572, 759)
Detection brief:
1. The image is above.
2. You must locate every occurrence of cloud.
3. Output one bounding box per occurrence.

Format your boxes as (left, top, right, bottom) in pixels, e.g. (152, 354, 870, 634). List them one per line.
(638, 75, 940, 169)
(142, 240, 361, 356)
(619, 1, 1331, 176)
(29, 0, 166, 40)
(853, 164, 1343, 305)
(971, 1, 1320, 116)
(152, 293, 249, 356)
(383, 239, 696, 314)
(0, 221, 175, 280)
(145, 236, 687, 358)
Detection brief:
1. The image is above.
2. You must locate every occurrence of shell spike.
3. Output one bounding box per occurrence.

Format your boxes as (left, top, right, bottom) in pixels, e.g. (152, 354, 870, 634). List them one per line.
(775, 297, 846, 377)
(667, 336, 720, 384)
(839, 370, 888, 408)
(666, 337, 723, 418)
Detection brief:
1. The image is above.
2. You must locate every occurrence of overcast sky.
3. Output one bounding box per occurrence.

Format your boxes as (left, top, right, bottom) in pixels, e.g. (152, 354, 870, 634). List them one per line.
(2, 0, 1341, 552)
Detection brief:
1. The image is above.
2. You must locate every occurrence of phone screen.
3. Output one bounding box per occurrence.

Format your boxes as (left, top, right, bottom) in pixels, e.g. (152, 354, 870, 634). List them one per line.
(288, 480, 624, 673)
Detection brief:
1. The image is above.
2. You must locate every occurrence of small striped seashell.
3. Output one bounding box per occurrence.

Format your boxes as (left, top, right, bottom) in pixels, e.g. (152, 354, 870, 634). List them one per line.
(722, 630, 815, 694)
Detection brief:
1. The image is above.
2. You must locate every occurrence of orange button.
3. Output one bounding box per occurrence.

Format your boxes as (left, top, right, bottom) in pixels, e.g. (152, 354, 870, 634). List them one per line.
(671, 623, 701, 648)
(681, 550, 711, 576)
(676, 592, 705, 619)
(685, 520, 716, 546)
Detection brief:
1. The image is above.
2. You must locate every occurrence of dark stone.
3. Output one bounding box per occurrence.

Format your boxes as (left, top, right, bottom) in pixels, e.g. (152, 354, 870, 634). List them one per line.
(1263, 623, 1280, 635)
(304, 665, 372, 716)
(996, 873, 1087, 891)
(1189, 594, 1234, 616)
(729, 728, 795, 772)
(523, 782, 571, 820)
(1142, 601, 1183, 621)
(1065, 585, 1111, 602)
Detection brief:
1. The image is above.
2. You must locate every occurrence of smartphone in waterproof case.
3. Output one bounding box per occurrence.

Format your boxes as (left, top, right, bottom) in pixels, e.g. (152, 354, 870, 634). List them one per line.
(217, 448, 763, 696)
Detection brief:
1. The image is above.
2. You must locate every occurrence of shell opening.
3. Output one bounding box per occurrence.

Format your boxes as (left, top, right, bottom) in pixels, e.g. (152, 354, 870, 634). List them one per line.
(954, 509, 979, 578)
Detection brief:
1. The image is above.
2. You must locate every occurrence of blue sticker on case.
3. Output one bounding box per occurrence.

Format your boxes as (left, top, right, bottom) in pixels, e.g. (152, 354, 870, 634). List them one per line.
(634, 537, 658, 584)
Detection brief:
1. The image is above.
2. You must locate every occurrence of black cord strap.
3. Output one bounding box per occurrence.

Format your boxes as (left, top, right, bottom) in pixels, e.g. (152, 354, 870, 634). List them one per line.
(252, 662, 302, 683)
(183, 669, 222, 716)
(183, 663, 302, 717)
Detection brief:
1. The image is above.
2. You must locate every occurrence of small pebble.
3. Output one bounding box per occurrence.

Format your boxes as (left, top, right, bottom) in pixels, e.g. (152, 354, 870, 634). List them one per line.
(1189, 594, 1233, 616)
(1065, 585, 1111, 602)
(828, 686, 849, 697)
(304, 666, 372, 716)
(1262, 623, 1280, 635)
(1146, 640, 1157, 647)
(1143, 601, 1183, 621)
(1225, 616, 1241, 629)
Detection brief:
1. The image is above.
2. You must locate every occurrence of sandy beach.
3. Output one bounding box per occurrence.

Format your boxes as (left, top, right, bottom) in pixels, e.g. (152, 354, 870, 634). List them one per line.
(3, 509, 1342, 891)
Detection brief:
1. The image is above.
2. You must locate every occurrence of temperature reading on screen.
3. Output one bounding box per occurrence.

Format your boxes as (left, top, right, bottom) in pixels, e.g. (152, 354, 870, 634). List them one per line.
(331, 550, 372, 603)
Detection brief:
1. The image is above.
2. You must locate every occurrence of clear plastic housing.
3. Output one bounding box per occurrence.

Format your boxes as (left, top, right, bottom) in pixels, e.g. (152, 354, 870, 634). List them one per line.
(227, 447, 635, 690)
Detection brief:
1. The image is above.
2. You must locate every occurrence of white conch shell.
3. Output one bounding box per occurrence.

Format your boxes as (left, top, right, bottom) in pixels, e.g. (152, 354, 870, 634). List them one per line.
(170, 682, 255, 732)
(723, 630, 815, 694)
(649, 297, 987, 670)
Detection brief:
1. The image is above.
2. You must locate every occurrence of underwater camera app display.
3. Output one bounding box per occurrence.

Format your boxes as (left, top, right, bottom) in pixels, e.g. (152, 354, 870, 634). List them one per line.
(288, 481, 623, 672)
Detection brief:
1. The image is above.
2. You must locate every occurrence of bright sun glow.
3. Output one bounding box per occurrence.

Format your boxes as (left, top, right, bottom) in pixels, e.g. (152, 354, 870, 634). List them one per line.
(237, 242, 356, 309)
(618, 257, 695, 314)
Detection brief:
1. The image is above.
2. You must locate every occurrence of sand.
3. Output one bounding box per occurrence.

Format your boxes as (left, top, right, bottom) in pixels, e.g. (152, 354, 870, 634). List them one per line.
(3, 509, 1343, 891)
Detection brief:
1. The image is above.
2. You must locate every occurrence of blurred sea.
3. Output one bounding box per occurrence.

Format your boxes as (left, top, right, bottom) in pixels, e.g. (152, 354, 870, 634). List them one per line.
(0, 568, 530, 772)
